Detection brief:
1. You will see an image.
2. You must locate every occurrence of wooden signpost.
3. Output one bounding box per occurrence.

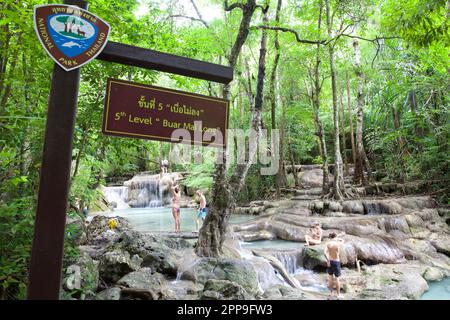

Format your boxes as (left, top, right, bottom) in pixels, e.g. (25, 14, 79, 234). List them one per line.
(28, 0, 232, 300)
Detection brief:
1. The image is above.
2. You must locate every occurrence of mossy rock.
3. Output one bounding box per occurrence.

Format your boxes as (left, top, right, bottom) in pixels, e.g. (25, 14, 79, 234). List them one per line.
(181, 258, 259, 295)
(301, 246, 327, 270)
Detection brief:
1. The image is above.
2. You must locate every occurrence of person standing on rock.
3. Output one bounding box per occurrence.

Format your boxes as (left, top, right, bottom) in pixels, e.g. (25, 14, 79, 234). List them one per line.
(325, 232, 344, 299)
(305, 221, 323, 246)
(195, 190, 207, 231)
(171, 185, 181, 233)
(161, 159, 169, 174)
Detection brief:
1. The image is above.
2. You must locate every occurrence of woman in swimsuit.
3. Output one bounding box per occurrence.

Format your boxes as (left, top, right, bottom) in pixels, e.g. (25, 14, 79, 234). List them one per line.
(171, 185, 181, 233)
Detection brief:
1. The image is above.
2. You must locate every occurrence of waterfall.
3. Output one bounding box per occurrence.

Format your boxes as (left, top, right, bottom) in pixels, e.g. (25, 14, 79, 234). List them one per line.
(273, 251, 300, 274)
(102, 186, 129, 209)
(134, 179, 163, 207)
(125, 173, 182, 208)
(102, 172, 182, 209)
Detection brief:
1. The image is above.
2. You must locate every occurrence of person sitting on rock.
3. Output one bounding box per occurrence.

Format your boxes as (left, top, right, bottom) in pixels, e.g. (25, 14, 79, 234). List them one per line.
(305, 221, 323, 246)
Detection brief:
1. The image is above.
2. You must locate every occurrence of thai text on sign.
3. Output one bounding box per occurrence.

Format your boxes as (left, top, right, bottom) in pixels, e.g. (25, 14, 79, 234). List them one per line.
(102, 79, 229, 148)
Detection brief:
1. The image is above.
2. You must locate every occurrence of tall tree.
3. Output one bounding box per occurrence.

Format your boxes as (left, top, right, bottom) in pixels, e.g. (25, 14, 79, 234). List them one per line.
(196, 0, 265, 257)
(311, 0, 330, 194)
(352, 28, 372, 185)
(269, 0, 286, 197)
(325, 0, 346, 200)
(346, 71, 357, 169)
(339, 84, 348, 175)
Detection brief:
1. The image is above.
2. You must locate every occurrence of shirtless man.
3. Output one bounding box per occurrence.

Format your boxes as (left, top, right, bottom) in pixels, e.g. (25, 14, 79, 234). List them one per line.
(171, 185, 181, 233)
(324, 232, 345, 299)
(195, 190, 207, 231)
(161, 159, 169, 175)
(305, 221, 323, 246)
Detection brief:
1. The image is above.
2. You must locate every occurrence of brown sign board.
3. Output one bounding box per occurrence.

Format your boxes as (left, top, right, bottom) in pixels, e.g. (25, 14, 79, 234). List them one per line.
(102, 79, 229, 148)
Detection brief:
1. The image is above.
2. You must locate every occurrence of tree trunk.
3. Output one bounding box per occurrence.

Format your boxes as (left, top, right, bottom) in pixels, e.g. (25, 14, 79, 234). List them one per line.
(270, 0, 285, 198)
(0, 33, 21, 115)
(278, 99, 287, 190)
(196, 1, 261, 257)
(346, 71, 356, 169)
(339, 85, 348, 175)
(352, 33, 371, 185)
(325, 0, 346, 200)
(288, 136, 299, 187)
(312, 0, 329, 194)
(392, 104, 406, 182)
(0, 20, 11, 98)
(409, 90, 424, 138)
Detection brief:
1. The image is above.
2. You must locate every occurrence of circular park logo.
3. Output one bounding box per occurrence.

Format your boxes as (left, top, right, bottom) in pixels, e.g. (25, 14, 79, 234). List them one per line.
(34, 4, 110, 71)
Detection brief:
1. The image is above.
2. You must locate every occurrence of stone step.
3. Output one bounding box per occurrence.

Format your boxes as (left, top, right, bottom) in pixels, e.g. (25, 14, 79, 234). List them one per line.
(281, 208, 312, 216)
(295, 188, 323, 196)
(289, 201, 311, 208)
(292, 195, 320, 201)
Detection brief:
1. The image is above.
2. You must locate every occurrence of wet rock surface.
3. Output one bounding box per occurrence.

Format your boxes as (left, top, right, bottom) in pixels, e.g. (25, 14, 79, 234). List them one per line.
(230, 184, 449, 300)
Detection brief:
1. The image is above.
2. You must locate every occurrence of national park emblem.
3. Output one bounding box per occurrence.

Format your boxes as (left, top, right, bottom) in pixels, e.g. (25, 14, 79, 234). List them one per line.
(34, 4, 110, 71)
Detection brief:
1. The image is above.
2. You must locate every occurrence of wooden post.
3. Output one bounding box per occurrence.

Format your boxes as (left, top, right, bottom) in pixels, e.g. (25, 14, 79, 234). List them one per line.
(27, 0, 87, 301)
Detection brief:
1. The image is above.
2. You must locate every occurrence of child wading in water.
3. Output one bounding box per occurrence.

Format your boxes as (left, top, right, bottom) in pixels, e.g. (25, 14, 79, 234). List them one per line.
(195, 190, 207, 231)
(171, 185, 181, 233)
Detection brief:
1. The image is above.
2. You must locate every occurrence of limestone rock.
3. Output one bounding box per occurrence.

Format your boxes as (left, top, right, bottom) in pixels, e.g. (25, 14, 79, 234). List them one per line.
(301, 246, 328, 270)
(86, 215, 132, 245)
(422, 267, 444, 282)
(96, 287, 121, 300)
(113, 231, 181, 276)
(355, 263, 429, 300)
(117, 267, 164, 293)
(181, 258, 259, 295)
(200, 279, 252, 300)
(99, 249, 142, 283)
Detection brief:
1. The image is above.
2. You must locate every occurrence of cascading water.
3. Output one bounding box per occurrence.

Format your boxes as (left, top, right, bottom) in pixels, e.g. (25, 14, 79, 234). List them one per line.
(125, 173, 182, 207)
(102, 186, 130, 209)
(134, 179, 163, 207)
(273, 251, 300, 274)
(102, 172, 183, 209)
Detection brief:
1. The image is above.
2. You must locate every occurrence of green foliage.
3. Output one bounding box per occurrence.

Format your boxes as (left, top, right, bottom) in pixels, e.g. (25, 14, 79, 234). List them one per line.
(381, 0, 449, 47)
(184, 161, 214, 192)
(0, 197, 34, 300)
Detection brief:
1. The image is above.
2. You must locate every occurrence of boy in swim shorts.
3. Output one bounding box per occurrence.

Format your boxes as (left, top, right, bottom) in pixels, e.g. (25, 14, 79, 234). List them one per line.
(195, 190, 207, 231)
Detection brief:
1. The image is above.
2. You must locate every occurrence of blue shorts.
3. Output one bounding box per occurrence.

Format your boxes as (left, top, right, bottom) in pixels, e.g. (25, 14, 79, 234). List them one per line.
(198, 208, 207, 219)
(327, 260, 342, 277)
